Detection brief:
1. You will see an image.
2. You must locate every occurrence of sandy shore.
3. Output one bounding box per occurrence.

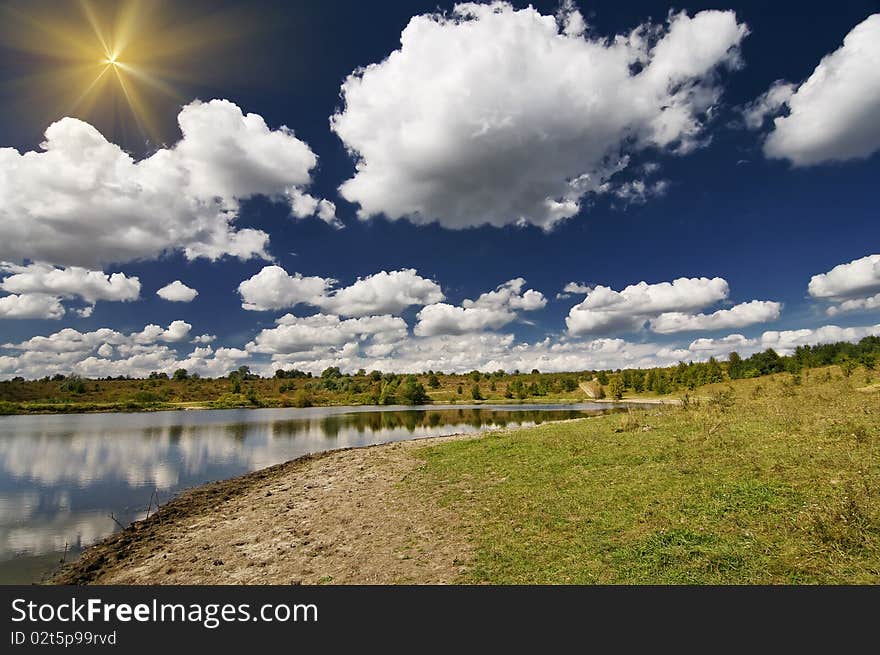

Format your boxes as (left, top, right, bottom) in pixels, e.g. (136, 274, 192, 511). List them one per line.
(52, 433, 481, 585)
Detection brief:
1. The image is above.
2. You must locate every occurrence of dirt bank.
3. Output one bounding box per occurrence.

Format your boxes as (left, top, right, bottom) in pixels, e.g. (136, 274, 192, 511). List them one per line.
(52, 434, 480, 585)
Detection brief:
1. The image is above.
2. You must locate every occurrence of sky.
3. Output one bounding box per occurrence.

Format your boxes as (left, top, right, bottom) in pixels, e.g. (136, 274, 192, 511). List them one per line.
(0, 0, 879, 378)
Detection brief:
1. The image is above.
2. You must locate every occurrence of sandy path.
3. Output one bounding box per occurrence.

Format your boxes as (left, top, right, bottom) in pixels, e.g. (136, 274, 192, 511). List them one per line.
(53, 435, 477, 585)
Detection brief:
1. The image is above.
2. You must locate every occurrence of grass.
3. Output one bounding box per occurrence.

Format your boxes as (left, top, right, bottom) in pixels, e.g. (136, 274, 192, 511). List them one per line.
(407, 365, 880, 583)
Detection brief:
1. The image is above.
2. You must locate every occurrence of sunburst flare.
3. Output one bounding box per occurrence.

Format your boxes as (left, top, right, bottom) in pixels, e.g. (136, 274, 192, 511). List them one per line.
(0, 0, 257, 146)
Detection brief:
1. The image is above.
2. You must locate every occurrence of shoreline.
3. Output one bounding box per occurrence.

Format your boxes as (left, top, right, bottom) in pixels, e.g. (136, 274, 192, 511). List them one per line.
(1, 396, 676, 417)
(49, 428, 497, 585)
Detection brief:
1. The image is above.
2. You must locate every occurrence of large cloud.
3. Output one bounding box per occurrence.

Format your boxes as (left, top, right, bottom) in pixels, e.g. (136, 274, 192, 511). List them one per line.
(566, 277, 728, 335)
(746, 14, 880, 165)
(238, 267, 443, 316)
(0, 294, 65, 320)
(331, 3, 747, 229)
(317, 269, 444, 317)
(0, 261, 140, 319)
(415, 278, 547, 336)
(237, 266, 331, 312)
(0, 99, 332, 267)
(249, 313, 408, 355)
(566, 277, 780, 336)
(808, 254, 880, 316)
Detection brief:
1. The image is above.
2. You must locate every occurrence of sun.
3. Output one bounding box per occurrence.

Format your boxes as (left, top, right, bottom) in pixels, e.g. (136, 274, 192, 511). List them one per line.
(0, 0, 257, 147)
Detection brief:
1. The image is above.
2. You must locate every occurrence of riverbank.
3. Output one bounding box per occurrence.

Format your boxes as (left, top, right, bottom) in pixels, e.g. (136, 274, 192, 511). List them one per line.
(53, 366, 880, 584)
(52, 432, 483, 584)
(0, 395, 672, 416)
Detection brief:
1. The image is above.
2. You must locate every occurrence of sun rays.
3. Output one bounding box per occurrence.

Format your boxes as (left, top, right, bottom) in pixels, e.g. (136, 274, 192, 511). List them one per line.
(0, 0, 256, 146)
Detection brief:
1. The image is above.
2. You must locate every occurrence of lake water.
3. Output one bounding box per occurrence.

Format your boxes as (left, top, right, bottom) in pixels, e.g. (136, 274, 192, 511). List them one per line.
(0, 402, 627, 584)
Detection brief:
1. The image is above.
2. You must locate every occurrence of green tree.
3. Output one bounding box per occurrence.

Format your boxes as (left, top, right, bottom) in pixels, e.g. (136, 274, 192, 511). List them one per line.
(172, 368, 188, 381)
(427, 373, 441, 388)
(399, 377, 429, 405)
(607, 375, 625, 400)
(471, 384, 484, 400)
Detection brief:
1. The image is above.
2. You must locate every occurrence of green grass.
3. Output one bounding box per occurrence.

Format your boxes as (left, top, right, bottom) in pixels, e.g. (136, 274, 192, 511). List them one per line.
(408, 366, 880, 584)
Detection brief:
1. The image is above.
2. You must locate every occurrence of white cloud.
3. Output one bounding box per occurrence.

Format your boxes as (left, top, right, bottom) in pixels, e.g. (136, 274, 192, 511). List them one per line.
(808, 254, 880, 300)
(332, 3, 747, 229)
(249, 313, 408, 355)
(741, 80, 795, 129)
(760, 324, 880, 355)
(238, 267, 444, 316)
(0, 99, 329, 268)
(0, 262, 140, 304)
(132, 320, 192, 344)
(566, 277, 730, 335)
(0, 294, 65, 319)
(415, 278, 547, 336)
(557, 281, 592, 300)
(414, 303, 516, 336)
(156, 280, 198, 303)
(191, 334, 216, 344)
(317, 269, 444, 317)
(750, 14, 880, 165)
(563, 282, 592, 295)
(237, 266, 332, 312)
(827, 294, 880, 316)
(288, 190, 341, 227)
(649, 300, 782, 334)
(808, 254, 880, 316)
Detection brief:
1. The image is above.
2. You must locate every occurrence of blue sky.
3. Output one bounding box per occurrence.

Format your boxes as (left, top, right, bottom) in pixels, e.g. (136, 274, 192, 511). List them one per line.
(0, 0, 879, 377)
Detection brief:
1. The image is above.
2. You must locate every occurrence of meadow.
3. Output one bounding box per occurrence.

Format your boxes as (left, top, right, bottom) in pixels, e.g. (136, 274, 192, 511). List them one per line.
(408, 366, 879, 583)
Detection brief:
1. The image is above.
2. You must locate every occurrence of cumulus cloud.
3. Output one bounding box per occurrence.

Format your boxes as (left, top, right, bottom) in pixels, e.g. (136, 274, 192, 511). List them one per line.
(332, 3, 747, 229)
(760, 324, 880, 354)
(249, 313, 408, 355)
(317, 269, 445, 317)
(238, 267, 443, 316)
(0, 293, 65, 319)
(808, 254, 880, 300)
(237, 266, 332, 312)
(748, 14, 880, 165)
(1, 262, 140, 303)
(414, 303, 516, 337)
(0, 99, 332, 268)
(0, 261, 140, 318)
(415, 278, 547, 336)
(808, 254, 880, 316)
(566, 277, 732, 335)
(156, 280, 199, 303)
(649, 300, 782, 334)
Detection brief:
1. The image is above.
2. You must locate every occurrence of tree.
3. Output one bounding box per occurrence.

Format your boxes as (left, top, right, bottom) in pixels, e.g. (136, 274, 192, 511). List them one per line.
(321, 366, 343, 379)
(456, 384, 463, 395)
(230, 378, 241, 394)
(471, 384, 484, 400)
(399, 376, 429, 405)
(172, 368, 188, 380)
(607, 375, 625, 400)
(427, 373, 440, 388)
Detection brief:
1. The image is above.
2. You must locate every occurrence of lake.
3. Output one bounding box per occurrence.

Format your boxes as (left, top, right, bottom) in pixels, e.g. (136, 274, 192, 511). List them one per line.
(0, 402, 630, 583)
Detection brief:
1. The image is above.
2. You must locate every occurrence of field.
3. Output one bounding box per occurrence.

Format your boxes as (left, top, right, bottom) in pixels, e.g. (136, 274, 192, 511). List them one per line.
(54, 364, 880, 584)
(407, 365, 880, 583)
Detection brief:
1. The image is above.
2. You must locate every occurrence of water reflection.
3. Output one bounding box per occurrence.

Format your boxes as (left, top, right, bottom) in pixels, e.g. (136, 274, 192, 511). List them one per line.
(0, 403, 619, 583)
